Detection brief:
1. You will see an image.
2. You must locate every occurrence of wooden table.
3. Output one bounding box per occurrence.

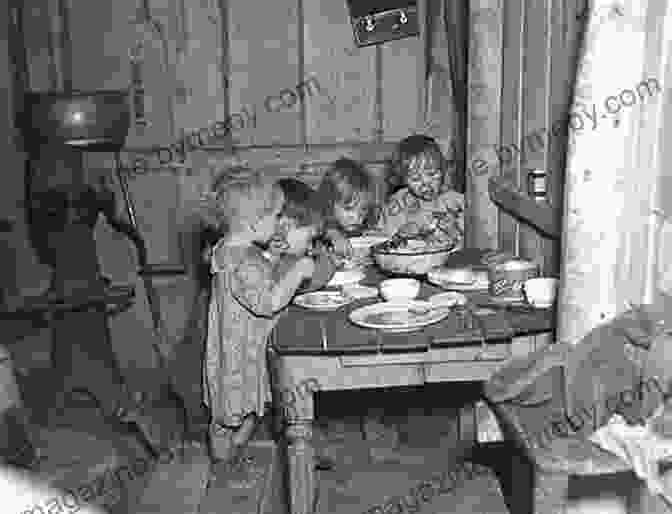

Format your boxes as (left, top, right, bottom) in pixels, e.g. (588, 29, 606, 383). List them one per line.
(268, 249, 555, 514)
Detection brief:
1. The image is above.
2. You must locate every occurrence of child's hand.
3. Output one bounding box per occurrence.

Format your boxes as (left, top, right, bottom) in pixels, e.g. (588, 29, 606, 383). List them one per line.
(268, 234, 289, 254)
(323, 230, 353, 258)
(397, 222, 422, 238)
(296, 257, 317, 279)
(330, 234, 353, 259)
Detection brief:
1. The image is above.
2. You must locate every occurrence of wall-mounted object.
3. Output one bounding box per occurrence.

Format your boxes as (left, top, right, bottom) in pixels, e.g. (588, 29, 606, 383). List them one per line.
(23, 91, 130, 152)
(129, 45, 148, 128)
(527, 169, 547, 202)
(489, 176, 561, 239)
(346, 0, 419, 47)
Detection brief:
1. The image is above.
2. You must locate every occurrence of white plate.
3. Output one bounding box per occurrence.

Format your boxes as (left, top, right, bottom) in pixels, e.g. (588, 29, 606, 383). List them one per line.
(294, 291, 352, 311)
(327, 269, 365, 287)
(427, 268, 489, 291)
(341, 285, 379, 300)
(349, 301, 451, 332)
(349, 235, 389, 249)
(428, 279, 489, 291)
(529, 302, 553, 309)
(428, 292, 468, 308)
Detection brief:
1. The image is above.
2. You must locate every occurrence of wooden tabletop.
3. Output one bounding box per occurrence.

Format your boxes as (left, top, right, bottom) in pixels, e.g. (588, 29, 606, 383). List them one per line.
(272, 249, 555, 355)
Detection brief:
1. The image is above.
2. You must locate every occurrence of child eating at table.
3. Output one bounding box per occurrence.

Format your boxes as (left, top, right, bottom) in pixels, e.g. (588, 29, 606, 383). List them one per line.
(269, 178, 337, 292)
(378, 135, 464, 248)
(200, 169, 317, 463)
(316, 158, 382, 263)
(318, 158, 379, 235)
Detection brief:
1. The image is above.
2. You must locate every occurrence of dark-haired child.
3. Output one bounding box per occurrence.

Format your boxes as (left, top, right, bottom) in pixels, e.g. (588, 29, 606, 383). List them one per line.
(268, 178, 337, 292)
(378, 135, 464, 248)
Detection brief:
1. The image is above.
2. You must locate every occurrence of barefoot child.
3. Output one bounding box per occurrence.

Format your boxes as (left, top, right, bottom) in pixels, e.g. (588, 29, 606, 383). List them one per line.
(378, 135, 464, 248)
(200, 170, 316, 462)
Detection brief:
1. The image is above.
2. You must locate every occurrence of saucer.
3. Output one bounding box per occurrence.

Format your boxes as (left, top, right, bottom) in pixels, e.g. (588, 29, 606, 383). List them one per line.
(327, 269, 365, 287)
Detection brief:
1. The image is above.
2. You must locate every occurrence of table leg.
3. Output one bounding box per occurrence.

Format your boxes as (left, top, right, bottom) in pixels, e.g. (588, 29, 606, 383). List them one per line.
(285, 398, 316, 514)
(458, 402, 477, 445)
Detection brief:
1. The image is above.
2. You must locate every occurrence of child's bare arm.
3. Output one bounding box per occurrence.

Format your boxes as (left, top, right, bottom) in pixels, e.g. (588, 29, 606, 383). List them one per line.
(231, 251, 314, 317)
(300, 244, 337, 292)
(323, 228, 352, 258)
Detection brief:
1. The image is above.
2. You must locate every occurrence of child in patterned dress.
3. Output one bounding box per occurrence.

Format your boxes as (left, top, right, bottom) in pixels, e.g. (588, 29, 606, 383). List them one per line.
(378, 135, 464, 248)
(200, 170, 317, 463)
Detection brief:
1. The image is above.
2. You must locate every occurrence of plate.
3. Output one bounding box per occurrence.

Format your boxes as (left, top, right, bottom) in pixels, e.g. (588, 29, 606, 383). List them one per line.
(294, 291, 352, 311)
(349, 301, 451, 332)
(427, 268, 489, 291)
(428, 292, 468, 308)
(488, 295, 525, 304)
(327, 269, 365, 287)
(341, 284, 379, 300)
(428, 280, 489, 292)
(349, 235, 389, 249)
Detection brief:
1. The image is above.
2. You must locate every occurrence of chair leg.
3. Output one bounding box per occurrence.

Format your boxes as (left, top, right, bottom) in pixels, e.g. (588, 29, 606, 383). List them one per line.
(534, 470, 569, 514)
(466, 441, 534, 514)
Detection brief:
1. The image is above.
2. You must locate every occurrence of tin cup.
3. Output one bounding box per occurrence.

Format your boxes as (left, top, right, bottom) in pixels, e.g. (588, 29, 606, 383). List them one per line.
(488, 259, 539, 302)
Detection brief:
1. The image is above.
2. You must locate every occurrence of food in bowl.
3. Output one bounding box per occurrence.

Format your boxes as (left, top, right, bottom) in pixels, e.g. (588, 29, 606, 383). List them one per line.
(371, 238, 457, 276)
(379, 278, 421, 302)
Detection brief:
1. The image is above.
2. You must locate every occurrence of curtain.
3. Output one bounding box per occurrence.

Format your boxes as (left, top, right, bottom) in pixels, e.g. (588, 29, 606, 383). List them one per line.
(421, 0, 468, 194)
(557, 0, 672, 347)
(442, 0, 469, 194)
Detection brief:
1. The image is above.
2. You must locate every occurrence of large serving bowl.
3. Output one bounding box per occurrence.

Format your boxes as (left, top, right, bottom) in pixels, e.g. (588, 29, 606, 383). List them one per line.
(371, 239, 457, 276)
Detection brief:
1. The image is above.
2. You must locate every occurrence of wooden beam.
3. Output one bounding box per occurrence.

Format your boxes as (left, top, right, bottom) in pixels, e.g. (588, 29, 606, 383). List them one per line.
(488, 176, 561, 239)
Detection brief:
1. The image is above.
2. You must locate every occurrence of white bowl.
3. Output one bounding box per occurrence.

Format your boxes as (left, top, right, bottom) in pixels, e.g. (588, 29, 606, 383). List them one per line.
(379, 278, 421, 302)
(524, 277, 558, 307)
(327, 269, 365, 287)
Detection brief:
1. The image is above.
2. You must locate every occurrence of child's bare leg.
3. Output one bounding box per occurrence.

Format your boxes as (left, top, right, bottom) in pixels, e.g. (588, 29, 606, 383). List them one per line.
(232, 413, 258, 447)
(209, 424, 236, 462)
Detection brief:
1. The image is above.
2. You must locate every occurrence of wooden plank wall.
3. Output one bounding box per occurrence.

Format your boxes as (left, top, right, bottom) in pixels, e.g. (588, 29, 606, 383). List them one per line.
(16, 0, 587, 280)
(24, 0, 448, 267)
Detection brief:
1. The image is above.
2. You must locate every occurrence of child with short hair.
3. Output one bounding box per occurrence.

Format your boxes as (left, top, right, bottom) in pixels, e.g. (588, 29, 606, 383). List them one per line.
(378, 135, 464, 248)
(200, 169, 317, 462)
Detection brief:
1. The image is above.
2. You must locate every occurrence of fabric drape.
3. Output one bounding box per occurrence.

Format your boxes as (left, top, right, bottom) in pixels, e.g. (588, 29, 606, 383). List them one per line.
(557, 0, 672, 350)
(443, 0, 469, 194)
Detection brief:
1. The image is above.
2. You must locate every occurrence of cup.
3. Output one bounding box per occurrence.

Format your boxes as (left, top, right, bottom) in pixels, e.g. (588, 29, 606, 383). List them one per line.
(524, 277, 558, 308)
(379, 278, 420, 302)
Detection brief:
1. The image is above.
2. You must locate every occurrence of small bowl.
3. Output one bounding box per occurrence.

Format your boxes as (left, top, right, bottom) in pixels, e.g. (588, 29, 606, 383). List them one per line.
(524, 277, 558, 307)
(379, 278, 421, 302)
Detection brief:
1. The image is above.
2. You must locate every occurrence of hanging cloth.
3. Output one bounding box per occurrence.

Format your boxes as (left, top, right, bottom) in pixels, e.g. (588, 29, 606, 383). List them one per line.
(557, 0, 672, 351)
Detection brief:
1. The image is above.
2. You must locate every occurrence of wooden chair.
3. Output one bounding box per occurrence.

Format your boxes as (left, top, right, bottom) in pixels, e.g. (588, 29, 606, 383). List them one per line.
(482, 306, 671, 514)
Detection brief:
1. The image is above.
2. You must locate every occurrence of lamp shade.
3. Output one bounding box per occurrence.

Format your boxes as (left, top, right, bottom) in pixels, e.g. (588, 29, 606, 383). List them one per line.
(23, 90, 130, 152)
